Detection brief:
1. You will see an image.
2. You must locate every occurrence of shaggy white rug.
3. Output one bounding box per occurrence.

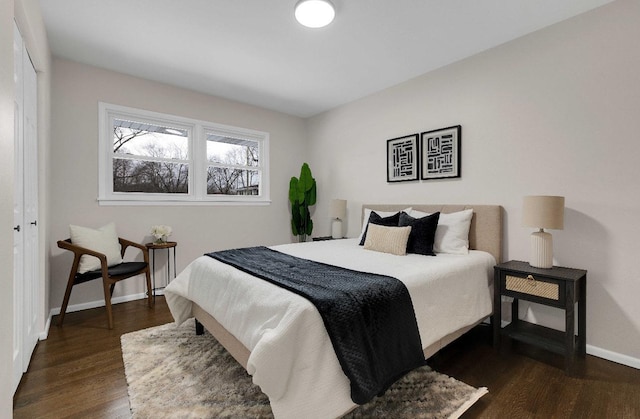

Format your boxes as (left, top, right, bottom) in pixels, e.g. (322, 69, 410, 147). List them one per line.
(121, 321, 487, 418)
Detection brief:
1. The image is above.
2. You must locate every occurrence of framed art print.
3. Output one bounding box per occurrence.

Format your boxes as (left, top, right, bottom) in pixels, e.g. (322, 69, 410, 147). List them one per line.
(420, 125, 461, 180)
(387, 134, 419, 182)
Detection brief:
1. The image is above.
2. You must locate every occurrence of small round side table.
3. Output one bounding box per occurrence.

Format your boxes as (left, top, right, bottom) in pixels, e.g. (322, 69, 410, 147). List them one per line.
(145, 241, 177, 298)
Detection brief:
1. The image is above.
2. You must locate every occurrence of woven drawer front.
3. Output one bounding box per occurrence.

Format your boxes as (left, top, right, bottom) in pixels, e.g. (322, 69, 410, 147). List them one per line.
(506, 275, 559, 300)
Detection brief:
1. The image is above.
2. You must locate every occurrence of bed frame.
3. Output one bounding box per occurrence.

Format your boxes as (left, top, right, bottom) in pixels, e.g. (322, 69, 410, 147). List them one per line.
(194, 204, 503, 370)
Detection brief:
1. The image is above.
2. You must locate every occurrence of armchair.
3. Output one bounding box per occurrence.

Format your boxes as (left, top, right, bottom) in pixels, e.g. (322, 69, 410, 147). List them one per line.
(57, 237, 154, 329)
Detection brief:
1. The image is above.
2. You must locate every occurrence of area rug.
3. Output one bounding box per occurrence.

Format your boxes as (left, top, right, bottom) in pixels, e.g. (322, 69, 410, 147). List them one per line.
(121, 321, 487, 418)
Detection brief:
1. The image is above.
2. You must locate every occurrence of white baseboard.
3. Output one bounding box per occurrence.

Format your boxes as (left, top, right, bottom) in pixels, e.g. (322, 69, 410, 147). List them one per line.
(42, 292, 150, 339)
(48, 292, 148, 316)
(586, 344, 640, 370)
(39, 316, 51, 340)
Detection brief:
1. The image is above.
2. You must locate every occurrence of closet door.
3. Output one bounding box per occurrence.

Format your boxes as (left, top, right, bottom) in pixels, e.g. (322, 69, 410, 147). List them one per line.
(22, 30, 39, 373)
(12, 21, 26, 393)
(12, 21, 39, 394)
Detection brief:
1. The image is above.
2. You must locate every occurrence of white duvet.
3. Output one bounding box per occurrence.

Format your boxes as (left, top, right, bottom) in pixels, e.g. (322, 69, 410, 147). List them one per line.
(164, 239, 494, 419)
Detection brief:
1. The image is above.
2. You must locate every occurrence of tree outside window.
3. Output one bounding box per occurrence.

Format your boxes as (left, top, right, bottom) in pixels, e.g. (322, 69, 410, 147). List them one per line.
(112, 120, 189, 194)
(206, 134, 261, 196)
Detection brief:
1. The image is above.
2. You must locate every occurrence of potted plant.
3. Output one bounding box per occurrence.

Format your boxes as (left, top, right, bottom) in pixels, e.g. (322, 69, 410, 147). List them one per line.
(289, 163, 316, 242)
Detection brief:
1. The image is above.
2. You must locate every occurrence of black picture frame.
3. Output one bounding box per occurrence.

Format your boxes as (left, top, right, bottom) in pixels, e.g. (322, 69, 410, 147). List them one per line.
(420, 125, 461, 180)
(387, 134, 419, 182)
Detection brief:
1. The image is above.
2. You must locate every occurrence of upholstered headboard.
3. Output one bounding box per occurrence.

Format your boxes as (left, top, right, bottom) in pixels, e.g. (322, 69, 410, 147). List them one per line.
(362, 204, 503, 263)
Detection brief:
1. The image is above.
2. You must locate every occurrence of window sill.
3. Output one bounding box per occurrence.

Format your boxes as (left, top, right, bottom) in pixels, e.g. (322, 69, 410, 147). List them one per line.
(97, 198, 271, 206)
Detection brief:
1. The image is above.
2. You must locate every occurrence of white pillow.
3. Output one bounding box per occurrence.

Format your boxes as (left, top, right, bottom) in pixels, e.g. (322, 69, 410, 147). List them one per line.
(358, 207, 412, 242)
(69, 222, 123, 273)
(410, 209, 473, 254)
(363, 224, 411, 256)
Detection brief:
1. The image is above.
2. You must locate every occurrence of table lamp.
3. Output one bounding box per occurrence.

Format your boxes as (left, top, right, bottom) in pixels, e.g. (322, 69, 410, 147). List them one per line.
(330, 199, 347, 239)
(522, 196, 564, 269)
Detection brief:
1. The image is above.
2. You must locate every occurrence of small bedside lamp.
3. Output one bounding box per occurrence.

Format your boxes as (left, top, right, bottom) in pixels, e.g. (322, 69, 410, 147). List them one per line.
(522, 196, 565, 269)
(330, 199, 347, 239)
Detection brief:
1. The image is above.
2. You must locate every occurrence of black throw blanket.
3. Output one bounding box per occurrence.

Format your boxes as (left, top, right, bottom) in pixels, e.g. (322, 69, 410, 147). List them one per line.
(206, 246, 426, 404)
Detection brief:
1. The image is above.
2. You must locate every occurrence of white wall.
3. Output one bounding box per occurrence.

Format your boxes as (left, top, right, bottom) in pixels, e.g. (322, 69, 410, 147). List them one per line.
(307, 0, 640, 363)
(49, 59, 306, 313)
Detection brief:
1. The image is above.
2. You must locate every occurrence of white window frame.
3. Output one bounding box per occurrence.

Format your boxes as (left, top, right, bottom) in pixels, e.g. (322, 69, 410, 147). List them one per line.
(98, 102, 270, 206)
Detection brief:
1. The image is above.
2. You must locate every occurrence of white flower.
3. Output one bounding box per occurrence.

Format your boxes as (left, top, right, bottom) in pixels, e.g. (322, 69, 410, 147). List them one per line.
(150, 225, 172, 241)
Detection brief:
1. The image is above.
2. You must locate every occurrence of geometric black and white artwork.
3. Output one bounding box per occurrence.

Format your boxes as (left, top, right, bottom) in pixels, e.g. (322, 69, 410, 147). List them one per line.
(420, 125, 461, 180)
(387, 134, 419, 182)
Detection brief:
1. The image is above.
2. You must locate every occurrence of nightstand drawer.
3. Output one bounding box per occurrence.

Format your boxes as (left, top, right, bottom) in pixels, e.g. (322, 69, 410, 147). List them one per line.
(500, 271, 566, 307)
(506, 274, 559, 300)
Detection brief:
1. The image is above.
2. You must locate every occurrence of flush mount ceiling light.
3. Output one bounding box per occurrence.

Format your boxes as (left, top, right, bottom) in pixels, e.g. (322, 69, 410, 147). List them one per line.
(295, 0, 335, 28)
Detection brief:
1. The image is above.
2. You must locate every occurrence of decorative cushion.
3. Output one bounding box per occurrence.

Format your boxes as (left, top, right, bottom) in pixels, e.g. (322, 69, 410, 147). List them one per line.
(359, 211, 402, 246)
(358, 207, 411, 242)
(410, 209, 474, 254)
(69, 222, 123, 273)
(363, 224, 412, 256)
(76, 262, 147, 282)
(398, 211, 440, 256)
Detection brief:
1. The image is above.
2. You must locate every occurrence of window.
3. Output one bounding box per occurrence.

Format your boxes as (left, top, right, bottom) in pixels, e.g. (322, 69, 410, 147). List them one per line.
(205, 131, 260, 196)
(98, 103, 269, 205)
(112, 119, 190, 194)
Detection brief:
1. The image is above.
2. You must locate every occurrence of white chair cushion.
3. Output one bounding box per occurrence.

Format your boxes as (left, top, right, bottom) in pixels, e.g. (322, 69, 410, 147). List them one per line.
(69, 222, 123, 273)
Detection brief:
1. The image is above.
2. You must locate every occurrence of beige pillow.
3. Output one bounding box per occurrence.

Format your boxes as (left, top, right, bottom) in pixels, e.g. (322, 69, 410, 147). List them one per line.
(363, 224, 411, 256)
(69, 222, 123, 273)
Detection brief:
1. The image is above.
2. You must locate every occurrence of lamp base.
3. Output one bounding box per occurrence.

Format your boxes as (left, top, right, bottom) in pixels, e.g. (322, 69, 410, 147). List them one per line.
(331, 219, 342, 239)
(529, 229, 553, 269)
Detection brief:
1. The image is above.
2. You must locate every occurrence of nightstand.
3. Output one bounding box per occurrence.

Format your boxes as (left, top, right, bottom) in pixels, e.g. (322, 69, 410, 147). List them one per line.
(145, 241, 177, 298)
(493, 260, 587, 374)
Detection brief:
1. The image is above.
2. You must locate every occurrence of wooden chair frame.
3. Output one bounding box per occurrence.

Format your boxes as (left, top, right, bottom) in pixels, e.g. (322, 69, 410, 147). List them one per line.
(57, 237, 154, 329)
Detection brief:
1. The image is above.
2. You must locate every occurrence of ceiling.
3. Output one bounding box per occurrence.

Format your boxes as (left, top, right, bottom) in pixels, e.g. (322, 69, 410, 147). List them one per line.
(39, 0, 613, 118)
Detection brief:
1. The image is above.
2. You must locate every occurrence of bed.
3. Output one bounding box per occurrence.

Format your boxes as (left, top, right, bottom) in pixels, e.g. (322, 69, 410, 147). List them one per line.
(164, 204, 502, 418)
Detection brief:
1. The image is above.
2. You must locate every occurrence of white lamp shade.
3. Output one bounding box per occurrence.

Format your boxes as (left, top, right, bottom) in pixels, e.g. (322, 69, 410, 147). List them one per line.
(522, 196, 565, 230)
(330, 199, 347, 220)
(295, 0, 335, 28)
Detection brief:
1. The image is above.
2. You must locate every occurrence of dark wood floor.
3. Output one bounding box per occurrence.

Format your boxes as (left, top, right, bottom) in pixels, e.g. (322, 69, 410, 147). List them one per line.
(13, 297, 173, 419)
(430, 327, 640, 418)
(13, 297, 640, 418)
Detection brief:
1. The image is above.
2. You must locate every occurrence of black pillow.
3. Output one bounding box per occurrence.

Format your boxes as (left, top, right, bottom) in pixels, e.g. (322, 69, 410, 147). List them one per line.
(359, 211, 401, 246)
(398, 211, 440, 256)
